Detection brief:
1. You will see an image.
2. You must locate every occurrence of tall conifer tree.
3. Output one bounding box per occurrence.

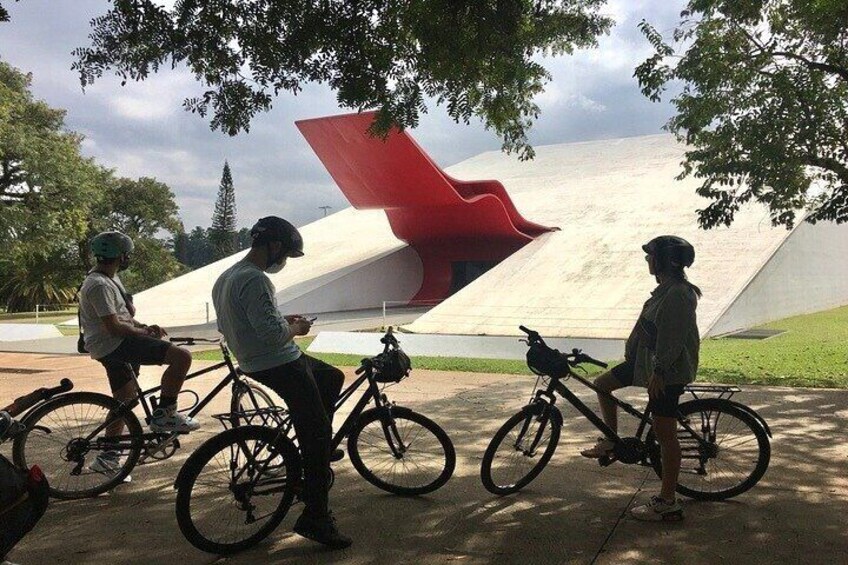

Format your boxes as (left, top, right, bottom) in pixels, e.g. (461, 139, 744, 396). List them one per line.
(209, 161, 237, 259)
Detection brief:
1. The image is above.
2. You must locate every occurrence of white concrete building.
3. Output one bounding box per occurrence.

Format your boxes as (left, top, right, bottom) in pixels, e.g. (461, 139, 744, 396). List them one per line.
(132, 132, 848, 341)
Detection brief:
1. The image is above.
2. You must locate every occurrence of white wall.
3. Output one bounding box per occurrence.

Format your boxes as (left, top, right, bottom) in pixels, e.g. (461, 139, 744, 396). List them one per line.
(277, 246, 423, 314)
(708, 221, 848, 336)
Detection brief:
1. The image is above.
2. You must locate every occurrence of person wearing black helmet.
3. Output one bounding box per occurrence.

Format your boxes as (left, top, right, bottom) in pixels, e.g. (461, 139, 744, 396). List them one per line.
(212, 216, 351, 549)
(580, 235, 701, 522)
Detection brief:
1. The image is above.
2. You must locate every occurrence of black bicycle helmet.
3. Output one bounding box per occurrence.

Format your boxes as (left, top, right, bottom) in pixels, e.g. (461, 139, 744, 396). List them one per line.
(642, 235, 695, 271)
(250, 216, 304, 257)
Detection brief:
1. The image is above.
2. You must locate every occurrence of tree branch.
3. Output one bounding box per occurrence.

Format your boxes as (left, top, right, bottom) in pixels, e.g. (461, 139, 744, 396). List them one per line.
(771, 51, 848, 82)
(805, 154, 848, 185)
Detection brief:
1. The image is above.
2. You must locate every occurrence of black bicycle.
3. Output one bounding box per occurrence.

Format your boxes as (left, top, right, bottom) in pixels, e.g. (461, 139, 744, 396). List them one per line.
(174, 328, 456, 555)
(12, 337, 276, 499)
(481, 326, 771, 501)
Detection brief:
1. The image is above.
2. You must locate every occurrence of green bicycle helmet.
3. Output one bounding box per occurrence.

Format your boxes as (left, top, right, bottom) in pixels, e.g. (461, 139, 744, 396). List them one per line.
(90, 231, 134, 260)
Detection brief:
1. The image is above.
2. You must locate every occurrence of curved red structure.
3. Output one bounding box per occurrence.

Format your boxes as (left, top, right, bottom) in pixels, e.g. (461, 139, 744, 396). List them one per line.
(296, 112, 554, 301)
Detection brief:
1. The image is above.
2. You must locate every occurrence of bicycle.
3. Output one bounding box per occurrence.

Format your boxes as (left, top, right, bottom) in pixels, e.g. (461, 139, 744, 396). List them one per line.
(174, 328, 456, 555)
(12, 337, 276, 500)
(480, 325, 772, 501)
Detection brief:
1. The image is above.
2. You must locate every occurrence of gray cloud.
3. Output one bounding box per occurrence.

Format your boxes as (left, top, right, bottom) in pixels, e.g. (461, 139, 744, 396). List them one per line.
(0, 0, 683, 230)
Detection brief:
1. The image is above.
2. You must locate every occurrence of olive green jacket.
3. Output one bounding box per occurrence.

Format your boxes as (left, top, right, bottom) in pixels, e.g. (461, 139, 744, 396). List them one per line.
(624, 280, 700, 387)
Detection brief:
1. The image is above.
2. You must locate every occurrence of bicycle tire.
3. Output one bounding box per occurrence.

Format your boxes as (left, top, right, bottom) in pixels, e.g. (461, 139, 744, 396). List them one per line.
(648, 398, 770, 501)
(231, 380, 278, 413)
(481, 403, 561, 495)
(348, 407, 455, 496)
(12, 391, 142, 499)
(175, 425, 300, 555)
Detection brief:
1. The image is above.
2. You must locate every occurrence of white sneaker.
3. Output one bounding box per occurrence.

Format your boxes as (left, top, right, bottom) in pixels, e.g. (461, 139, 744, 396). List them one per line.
(89, 452, 132, 483)
(630, 495, 684, 522)
(150, 408, 201, 433)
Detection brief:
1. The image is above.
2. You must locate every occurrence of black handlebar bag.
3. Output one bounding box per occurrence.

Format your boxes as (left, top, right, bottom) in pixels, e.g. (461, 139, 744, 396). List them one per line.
(526, 343, 570, 377)
(1, 455, 49, 559)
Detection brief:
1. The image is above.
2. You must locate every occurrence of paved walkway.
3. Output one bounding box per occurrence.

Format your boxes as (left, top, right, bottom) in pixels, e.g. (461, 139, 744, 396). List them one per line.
(1, 352, 846, 564)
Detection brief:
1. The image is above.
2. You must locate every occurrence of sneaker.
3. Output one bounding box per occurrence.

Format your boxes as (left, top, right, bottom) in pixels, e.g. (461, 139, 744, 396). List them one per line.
(293, 511, 353, 550)
(330, 449, 345, 463)
(630, 496, 684, 522)
(89, 452, 132, 483)
(150, 408, 201, 433)
(580, 437, 615, 458)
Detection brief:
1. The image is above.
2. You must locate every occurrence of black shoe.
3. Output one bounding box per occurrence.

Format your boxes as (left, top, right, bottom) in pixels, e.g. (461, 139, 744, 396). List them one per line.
(330, 449, 345, 463)
(293, 511, 352, 550)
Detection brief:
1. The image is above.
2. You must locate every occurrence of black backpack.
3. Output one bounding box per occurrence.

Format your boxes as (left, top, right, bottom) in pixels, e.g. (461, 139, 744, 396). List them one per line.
(0, 454, 49, 559)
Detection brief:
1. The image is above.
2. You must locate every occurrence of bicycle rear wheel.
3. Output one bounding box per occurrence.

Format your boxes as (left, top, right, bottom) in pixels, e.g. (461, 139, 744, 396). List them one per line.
(649, 399, 770, 501)
(348, 407, 455, 495)
(12, 392, 142, 499)
(481, 402, 561, 495)
(232, 381, 278, 413)
(175, 425, 300, 555)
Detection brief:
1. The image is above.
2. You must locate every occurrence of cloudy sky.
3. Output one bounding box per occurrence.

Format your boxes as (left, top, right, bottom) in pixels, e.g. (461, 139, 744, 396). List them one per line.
(0, 1, 682, 230)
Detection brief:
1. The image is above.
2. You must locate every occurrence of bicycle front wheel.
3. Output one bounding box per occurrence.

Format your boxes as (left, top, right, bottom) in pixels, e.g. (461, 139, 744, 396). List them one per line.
(175, 425, 300, 555)
(481, 403, 561, 495)
(348, 408, 455, 496)
(649, 399, 771, 501)
(12, 392, 142, 499)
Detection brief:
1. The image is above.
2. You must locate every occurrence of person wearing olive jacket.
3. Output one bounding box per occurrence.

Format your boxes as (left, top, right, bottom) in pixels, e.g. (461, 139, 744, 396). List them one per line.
(580, 235, 701, 521)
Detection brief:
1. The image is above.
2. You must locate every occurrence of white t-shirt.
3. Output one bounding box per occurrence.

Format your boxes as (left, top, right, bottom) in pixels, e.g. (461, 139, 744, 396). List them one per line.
(79, 272, 133, 359)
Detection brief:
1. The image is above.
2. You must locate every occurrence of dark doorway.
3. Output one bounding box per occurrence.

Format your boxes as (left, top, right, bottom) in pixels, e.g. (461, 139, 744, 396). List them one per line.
(450, 261, 499, 295)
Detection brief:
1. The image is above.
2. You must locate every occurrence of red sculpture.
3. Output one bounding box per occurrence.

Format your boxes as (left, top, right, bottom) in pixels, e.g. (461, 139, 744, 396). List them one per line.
(296, 112, 553, 301)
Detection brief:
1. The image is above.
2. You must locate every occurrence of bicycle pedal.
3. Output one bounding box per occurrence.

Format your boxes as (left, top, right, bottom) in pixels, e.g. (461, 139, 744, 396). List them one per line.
(597, 453, 616, 467)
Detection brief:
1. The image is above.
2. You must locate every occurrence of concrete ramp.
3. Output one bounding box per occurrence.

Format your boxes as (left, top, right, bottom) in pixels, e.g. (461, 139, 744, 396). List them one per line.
(406, 135, 818, 338)
(0, 324, 62, 342)
(132, 208, 419, 326)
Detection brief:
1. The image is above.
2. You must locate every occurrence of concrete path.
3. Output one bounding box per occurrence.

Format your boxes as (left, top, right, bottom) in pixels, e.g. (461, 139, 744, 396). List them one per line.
(1, 353, 845, 564)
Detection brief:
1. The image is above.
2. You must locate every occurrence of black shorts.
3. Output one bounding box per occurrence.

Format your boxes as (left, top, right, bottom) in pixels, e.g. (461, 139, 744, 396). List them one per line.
(97, 335, 170, 392)
(609, 360, 685, 418)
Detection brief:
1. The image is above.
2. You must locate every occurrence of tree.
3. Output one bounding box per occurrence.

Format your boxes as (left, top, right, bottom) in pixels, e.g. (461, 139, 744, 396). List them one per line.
(236, 227, 252, 251)
(636, 1, 848, 228)
(186, 226, 215, 269)
(85, 174, 186, 291)
(72, 0, 613, 159)
(208, 160, 237, 259)
(0, 59, 101, 311)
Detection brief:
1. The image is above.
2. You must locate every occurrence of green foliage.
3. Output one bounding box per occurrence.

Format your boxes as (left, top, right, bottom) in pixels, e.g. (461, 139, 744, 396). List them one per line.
(72, 0, 613, 159)
(208, 160, 237, 259)
(0, 60, 101, 311)
(636, 1, 848, 228)
(175, 226, 216, 269)
(0, 59, 185, 308)
(84, 174, 185, 291)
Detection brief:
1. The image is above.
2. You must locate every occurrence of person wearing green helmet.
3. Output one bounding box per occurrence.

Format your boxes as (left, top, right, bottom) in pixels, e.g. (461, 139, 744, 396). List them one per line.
(79, 231, 199, 479)
(580, 235, 701, 522)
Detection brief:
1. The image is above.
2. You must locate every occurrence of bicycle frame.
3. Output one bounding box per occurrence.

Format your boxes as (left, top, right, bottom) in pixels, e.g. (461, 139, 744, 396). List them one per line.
(72, 342, 263, 454)
(537, 370, 708, 457)
(262, 365, 395, 452)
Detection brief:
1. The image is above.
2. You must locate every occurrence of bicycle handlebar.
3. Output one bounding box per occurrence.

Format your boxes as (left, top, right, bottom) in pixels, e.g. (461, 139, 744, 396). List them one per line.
(518, 325, 608, 371)
(170, 337, 221, 345)
(2, 378, 74, 417)
(573, 351, 608, 369)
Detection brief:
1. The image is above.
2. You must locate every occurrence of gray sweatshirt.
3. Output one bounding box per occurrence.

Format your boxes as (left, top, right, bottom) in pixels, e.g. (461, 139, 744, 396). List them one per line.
(211, 259, 301, 372)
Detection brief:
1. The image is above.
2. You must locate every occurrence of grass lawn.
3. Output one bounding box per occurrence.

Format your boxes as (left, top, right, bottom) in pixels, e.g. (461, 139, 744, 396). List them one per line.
(193, 306, 848, 388)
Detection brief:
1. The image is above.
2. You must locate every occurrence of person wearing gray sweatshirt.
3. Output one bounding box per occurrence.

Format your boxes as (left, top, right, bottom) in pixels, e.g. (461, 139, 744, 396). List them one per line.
(212, 216, 351, 550)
